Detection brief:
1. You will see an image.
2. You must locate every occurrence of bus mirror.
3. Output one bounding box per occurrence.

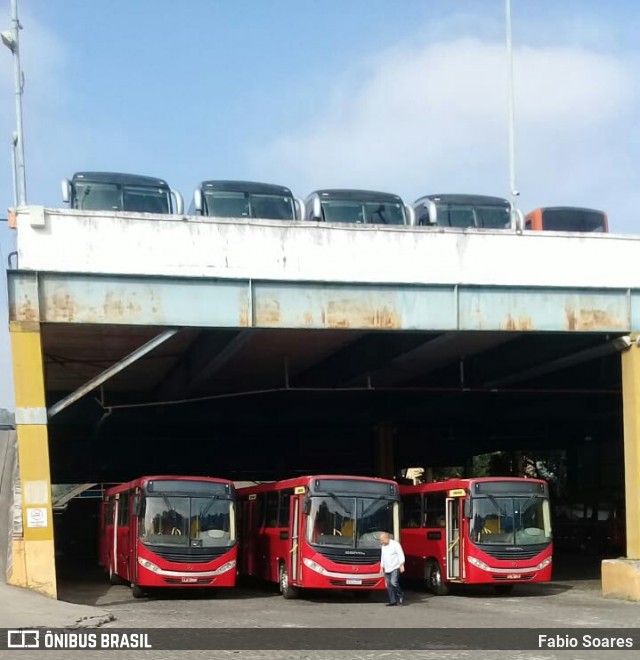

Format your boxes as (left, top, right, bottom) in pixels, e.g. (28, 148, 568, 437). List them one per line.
(311, 196, 322, 221)
(171, 189, 184, 215)
(61, 179, 71, 204)
(405, 204, 415, 226)
(463, 499, 471, 518)
(302, 496, 311, 515)
(294, 197, 306, 221)
(193, 188, 203, 214)
(426, 200, 437, 225)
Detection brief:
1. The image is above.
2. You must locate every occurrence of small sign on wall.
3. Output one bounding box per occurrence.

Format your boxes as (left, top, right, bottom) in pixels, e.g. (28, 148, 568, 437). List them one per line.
(26, 507, 48, 528)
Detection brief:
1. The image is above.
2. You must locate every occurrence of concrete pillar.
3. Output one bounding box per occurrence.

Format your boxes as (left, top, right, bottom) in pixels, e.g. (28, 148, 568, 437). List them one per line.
(602, 338, 640, 600)
(8, 322, 57, 598)
(374, 422, 395, 480)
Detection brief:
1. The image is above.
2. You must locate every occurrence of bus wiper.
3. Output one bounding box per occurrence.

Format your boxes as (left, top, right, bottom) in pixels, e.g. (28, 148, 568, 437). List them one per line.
(323, 491, 352, 517)
(199, 495, 219, 520)
(486, 494, 506, 516)
(360, 495, 387, 517)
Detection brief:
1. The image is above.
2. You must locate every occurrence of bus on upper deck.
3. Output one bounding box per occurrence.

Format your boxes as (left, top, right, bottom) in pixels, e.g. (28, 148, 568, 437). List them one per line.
(62, 171, 183, 215)
(413, 194, 517, 229)
(99, 475, 237, 598)
(525, 206, 608, 233)
(238, 475, 400, 598)
(190, 180, 303, 220)
(400, 477, 552, 595)
(305, 189, 412, 225)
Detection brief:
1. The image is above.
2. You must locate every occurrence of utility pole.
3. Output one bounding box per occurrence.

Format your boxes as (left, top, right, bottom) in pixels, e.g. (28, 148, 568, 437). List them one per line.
(2, 0, 27, 206)
(505, 0, 518, 208)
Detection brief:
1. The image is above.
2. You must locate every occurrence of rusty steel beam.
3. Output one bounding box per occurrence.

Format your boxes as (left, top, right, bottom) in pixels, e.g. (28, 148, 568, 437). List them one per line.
(48, 329, 179, 418)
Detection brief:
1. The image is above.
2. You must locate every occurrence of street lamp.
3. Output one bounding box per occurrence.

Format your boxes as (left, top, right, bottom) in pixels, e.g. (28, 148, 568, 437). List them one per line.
(2, 0, 27, 206)
(505, 0, 519, 209)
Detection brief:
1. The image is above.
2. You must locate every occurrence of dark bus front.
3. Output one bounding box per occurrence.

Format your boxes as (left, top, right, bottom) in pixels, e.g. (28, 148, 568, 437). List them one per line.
(306, 189, 410, 225)
(192, 180, 299, 220)
(62, 172, 183, 214)
(525, 207, 608, 232)
(414, 194, 513, 229)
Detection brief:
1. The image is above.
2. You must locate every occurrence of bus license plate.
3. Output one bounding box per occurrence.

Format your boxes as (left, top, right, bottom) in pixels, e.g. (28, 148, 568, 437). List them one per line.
(505, 574, 521, 580)
(346, 579, 362, 585)
(181, 577, 198, 583)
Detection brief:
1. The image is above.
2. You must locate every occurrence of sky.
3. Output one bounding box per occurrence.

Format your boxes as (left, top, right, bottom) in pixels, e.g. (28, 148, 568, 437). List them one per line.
(1, 0, 640, 409)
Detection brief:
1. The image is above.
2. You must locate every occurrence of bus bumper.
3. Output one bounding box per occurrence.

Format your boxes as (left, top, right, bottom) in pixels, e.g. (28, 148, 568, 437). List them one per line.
(136, 557, 237, 588)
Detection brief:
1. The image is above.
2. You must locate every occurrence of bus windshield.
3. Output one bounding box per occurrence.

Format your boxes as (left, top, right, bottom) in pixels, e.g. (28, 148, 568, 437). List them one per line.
(139, 495, 235, 548)
(203, 191, 295, 220)
(73, 182, 171, 213)
(542, 209, 606, 232)
(436, 204, 510, 228)
(306, 495, 397, 549)
(321, 200, 405, 225)
(470, 496, 552, 546)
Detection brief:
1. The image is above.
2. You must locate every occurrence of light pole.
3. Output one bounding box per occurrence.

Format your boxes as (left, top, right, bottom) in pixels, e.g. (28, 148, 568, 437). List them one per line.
(2, 0, 27, 206)
(505, 0, 519, 209)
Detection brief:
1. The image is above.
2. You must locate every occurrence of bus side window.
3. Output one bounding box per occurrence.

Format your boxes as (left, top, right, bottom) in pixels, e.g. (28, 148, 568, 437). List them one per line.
(118, 492, 130, 526)
(424, 493, 446, 527)
(265, 492, 279, 528)
(104, 497, 114, 527)
(525, 219, 532, 230)
(401, 494, 422, 528)
(251, 496, 264, 531)
(279, 490, 292, 528)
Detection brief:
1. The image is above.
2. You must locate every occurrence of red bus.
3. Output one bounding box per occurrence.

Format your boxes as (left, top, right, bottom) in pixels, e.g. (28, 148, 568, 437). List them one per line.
(525, 207, 608, 232)
(99, 475, 237, 598)
(400, 477, 552, 595)
(238, 475, 400, 598)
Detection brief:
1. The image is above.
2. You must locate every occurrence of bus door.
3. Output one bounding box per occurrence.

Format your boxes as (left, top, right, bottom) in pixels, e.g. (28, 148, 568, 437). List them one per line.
(287, 489, 302, 585)
(115, 491, 131, 580)
(242, 495, 259, 576)
(445, 494, 462, 581)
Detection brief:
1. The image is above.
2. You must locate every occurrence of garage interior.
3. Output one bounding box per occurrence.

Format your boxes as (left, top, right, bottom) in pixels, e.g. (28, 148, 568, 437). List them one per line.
(46, 325, 626, 577)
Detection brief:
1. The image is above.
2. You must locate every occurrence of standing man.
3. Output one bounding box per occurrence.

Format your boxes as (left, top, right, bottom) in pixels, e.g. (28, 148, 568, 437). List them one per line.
(379, 532, 405, 606)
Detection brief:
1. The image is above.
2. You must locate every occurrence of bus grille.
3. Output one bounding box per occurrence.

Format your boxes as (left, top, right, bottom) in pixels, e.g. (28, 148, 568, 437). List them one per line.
(164, 578, 213, 585)
(480, 547, 544, 561)
(329, 579, 379, 587)
(152, 548, 228, 563)
(316, 549, 379, 565)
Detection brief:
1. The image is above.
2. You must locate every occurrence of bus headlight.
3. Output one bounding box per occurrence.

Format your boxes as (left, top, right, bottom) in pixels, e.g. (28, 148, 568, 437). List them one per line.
(212, 560, 236, 575)
(467, 556, 490, 571)
(303, 559, 327, 575)
(138, 557, 160, 573)
(536, 556, 552, 570)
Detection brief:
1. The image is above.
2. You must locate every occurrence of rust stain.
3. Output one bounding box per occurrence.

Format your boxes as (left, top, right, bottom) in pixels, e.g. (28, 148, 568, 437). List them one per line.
(50, 292, 77, 322)
(302, 311, 314, 326)
(255, 298, 281, 326)
(239, 305, 250, 327)
(10, 295, 38, 323)
(500, 313, 533, 331)
(325, 299, 401, 329)
(565, 307, 624, 331)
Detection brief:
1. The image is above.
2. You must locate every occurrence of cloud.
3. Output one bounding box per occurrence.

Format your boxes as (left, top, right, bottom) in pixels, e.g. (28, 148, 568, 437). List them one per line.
(250, 37, 640, 232)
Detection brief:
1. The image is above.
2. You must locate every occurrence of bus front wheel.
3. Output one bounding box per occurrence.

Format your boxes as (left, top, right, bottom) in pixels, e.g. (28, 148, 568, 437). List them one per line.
(279, 564, 298, 600)
(427, 560, 449, 596)
(131, 584, 146, 599)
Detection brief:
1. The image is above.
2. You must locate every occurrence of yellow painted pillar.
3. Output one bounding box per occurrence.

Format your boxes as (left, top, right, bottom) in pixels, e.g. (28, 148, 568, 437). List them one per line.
(602, 338, 640, 600)
(8, 322, 57, 598)
(374, 422, 395, 480)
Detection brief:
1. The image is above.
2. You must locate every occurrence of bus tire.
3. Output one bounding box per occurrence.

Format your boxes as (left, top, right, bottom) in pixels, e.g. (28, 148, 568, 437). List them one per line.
(109, 565, 124, 585)
(279, 564, 298, 600)
(427, 560, 449, 596)
(493, 584, 514, 595)
(131, 584, 146, 599)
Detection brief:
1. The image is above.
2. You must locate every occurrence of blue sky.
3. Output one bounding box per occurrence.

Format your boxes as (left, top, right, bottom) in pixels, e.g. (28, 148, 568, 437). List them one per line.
(1, 0, 640, 409)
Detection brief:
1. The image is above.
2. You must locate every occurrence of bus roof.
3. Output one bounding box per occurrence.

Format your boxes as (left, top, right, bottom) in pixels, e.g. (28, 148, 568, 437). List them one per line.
(310, 189, 404, 204)
(199, 180, 293, 196)
(530, 206, 606, 215)
(416, 194, 510, 207)
(72, 171, 169, 188)
(237, 474, 398, 494)
(104, 475, 234, 495)
(400, 476, 548, 494)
